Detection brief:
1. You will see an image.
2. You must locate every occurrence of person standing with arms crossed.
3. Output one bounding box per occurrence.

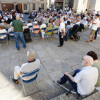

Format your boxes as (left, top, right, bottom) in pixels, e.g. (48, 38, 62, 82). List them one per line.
(58, 19, 65, 47)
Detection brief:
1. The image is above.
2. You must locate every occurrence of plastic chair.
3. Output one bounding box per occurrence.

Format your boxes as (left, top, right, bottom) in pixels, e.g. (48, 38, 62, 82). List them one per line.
(0, 33, 8, 44)
(21, 68, 40, 96)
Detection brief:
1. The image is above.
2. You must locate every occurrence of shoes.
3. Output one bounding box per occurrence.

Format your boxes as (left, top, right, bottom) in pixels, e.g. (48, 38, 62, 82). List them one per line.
(90, 40, 94, 42)
(12, 78, 19, 84)
(17, 48, 20, 50)
(58, 45, 62, 47)
(57, 80, 61, 84)
(66, 90, 71, 95)
(23, 46, 26, 49)
(85, 40, 90, 43)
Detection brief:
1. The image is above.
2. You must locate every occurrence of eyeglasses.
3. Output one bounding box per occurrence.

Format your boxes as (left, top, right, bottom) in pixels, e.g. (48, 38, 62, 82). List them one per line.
(82, 58, 88, 63)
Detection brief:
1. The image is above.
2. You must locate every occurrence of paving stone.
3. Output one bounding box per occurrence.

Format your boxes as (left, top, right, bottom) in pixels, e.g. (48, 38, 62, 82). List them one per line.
(0, 15, 100, 100)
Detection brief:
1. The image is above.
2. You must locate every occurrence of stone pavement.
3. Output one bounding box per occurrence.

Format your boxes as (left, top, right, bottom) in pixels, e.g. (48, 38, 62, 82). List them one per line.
(0, 26, 100, 99)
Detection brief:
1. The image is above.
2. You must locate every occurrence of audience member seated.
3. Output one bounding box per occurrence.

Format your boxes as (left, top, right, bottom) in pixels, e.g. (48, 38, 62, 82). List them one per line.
(0, 19, 4, 25)
(0, 26, 7, 39)
(27, 20, 33, 27)
(40, 22, 46, 40)
(83, 19, 88, 29)
(65, 21, 71, 40)
(45, 23, 52, 39)
(87, 51, 100, 88)
(57, 55, 98, 96)
(3, 21, 11, 31)
(23, 24, 32, 42)
(33, 22, 40, 39)
(12, 49, 40, 84)
(23, 24, 29, 30)
(53, 21, 59, 34)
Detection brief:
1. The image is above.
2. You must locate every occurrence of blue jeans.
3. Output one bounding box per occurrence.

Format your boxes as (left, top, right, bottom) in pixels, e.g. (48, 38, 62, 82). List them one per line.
(94, 27, 100, 39)
(60, 69, 81, 92)
(14, 32, 26, 49)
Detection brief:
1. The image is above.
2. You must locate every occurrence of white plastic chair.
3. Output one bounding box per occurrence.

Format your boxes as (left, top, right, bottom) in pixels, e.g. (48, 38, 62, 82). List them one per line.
(21, 68, 40, 96)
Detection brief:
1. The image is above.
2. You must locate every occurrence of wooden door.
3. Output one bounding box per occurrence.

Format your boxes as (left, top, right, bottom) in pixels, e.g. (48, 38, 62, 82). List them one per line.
(2, 3, 14, 12)
(17, 4, 22, 13)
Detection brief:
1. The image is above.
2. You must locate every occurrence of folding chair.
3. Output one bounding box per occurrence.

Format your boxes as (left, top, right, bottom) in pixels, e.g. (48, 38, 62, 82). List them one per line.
(9, 31, 15, 41)
(33, 28, 40, 39)
(0, 33, 8, 44)
(21, 68, 40, 96)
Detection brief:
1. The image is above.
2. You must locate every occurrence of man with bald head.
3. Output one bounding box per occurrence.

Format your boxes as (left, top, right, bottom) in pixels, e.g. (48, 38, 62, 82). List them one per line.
(57, 55, 98, 96)
(11, 15, 26, 50)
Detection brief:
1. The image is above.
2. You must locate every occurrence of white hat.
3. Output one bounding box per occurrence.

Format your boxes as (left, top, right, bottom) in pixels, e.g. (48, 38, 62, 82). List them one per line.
(33, 21, 37, 24)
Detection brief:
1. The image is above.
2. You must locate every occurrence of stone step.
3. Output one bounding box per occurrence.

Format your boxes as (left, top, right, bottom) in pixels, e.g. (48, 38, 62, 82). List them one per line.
(50, 91, 100, 100)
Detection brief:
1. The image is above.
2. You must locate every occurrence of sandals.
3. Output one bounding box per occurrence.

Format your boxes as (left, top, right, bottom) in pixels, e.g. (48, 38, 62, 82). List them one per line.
(12, 78, 19, 84)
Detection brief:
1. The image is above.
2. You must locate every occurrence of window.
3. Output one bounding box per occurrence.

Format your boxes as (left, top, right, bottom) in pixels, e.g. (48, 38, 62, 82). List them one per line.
(33, 4, 35, 10)
(41, 4, 44, 9)
(24, 4, 27, 10)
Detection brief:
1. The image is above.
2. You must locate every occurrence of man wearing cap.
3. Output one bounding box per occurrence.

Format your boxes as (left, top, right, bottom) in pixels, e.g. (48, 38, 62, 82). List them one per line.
(12, 49, 40, 84)
(58, 19, 65, 47)
(57, 55, 98, 96)
(33, 21, 40, 38)
(11, 15, 26, 50)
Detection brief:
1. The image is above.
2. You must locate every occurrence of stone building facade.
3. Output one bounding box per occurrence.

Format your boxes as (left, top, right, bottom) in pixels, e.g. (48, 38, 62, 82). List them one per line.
(50, 0, 100, 13)
(0, 0, 49, 13)
(0, 0, 100, 13)
(73, 0, 100, 13)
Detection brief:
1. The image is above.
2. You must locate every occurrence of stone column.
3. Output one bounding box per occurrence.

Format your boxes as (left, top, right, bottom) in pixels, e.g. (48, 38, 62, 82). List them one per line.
(76, 0, 88, 13)
(87, 0, 96, 12)
(82, 0, 88, 12)
(73, 0, 78, 11)
(51, 0, 55, 9)
(94, 0, 100, 12)
(47, 0, 50, 8)
(35, 2, 39, 11)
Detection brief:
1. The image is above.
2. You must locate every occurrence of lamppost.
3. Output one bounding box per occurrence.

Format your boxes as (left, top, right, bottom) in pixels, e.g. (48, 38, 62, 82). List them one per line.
(29, 0, 31, 13)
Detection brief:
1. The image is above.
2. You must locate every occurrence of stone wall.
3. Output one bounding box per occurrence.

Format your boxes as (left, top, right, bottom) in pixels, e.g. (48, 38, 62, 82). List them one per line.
(0, 0, 48, 12)
(73, 0, 100, 13)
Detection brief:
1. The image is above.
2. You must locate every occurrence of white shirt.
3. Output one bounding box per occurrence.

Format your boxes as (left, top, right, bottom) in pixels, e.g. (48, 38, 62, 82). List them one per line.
(74, 66, 98, 96)
(92, 18, 99, 30)
(59, 22, 65, 32)
(20, 59, 40, 73)
(76, 22, 80, 25)
(27, 23, 33, 27)
(83, 21, 88, 26)
(0, 29, 7, 39)
(20, 59, 40, 80)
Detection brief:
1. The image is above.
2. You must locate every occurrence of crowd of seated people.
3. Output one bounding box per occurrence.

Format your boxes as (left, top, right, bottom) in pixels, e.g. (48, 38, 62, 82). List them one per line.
(0, 9, 100, 45)
(0, 9, 100, 97)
